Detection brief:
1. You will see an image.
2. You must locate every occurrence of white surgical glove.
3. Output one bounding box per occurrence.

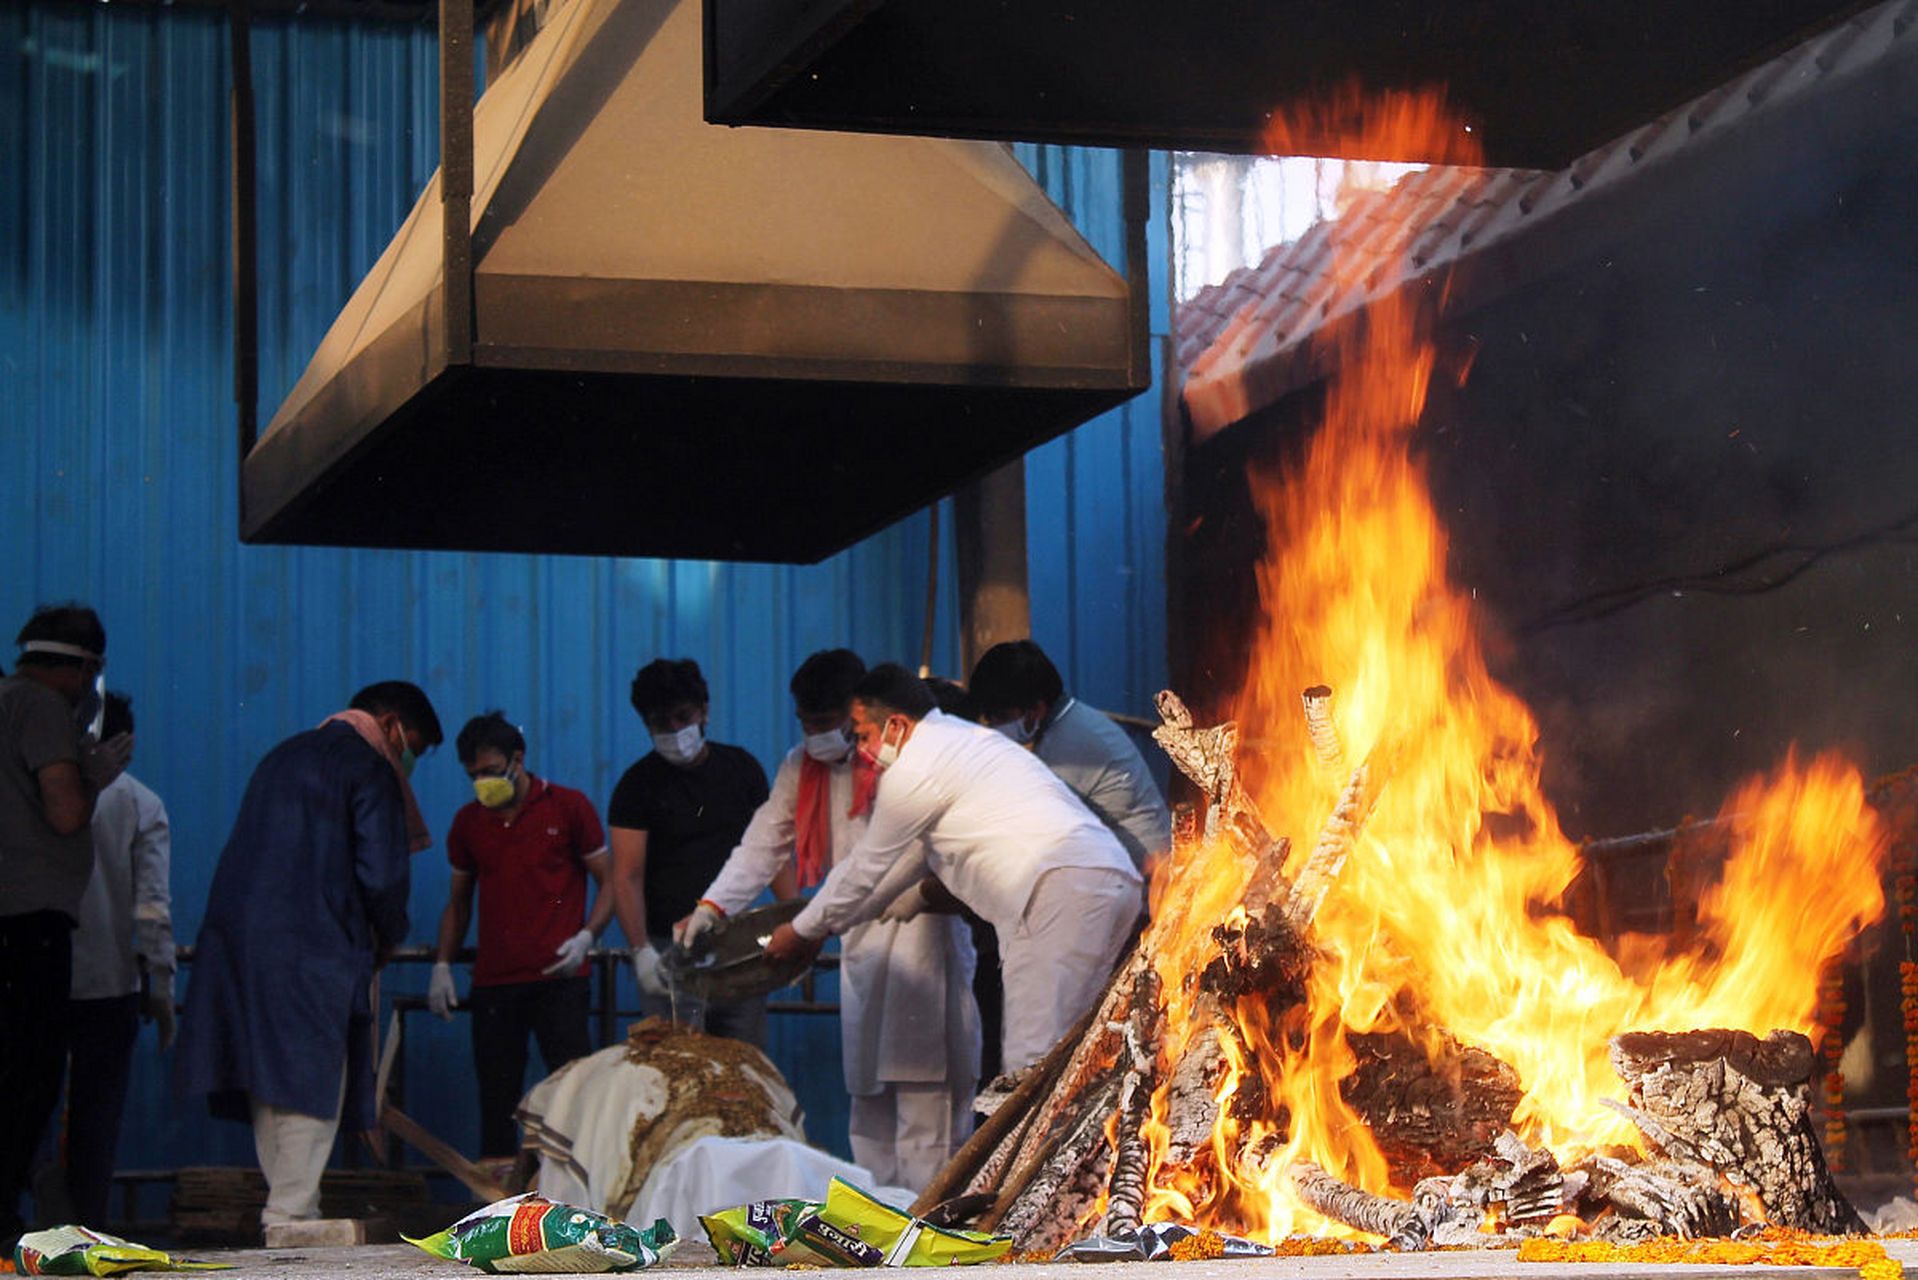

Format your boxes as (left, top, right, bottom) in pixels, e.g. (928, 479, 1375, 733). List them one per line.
(631, 944, 669, 997)
(427, 961, 460, 1021)
(880, 880, 932, 924)
(673, 902, 722, 949)
(81, 732, 134, 792)
(543, 927, 594, 976)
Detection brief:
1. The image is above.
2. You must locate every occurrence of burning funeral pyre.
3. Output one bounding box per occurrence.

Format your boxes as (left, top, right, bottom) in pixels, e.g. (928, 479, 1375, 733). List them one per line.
(913, 91, 1895, 1253)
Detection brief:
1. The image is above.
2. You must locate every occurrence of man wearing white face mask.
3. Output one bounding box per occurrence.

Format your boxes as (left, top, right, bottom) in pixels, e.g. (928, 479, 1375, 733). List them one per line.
(968, 640, 1171, 878)
(428, 711, 611, 1158)
(608, 659, 770, 1044)
(765, 665, 1139, 1075)
(676, 650, 979, 1192)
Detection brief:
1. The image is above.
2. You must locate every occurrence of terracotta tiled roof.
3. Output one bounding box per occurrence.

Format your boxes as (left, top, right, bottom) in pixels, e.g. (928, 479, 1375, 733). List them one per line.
(1178, 0, 1918, 440)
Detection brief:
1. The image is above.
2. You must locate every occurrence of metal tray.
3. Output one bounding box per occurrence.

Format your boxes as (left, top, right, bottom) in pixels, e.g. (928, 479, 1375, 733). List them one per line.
(661, 898, 813, 1002)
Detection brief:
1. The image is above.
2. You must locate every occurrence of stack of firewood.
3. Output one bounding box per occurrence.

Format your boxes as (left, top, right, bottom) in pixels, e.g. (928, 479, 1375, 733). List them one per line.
(909, 688, 1866, 1252)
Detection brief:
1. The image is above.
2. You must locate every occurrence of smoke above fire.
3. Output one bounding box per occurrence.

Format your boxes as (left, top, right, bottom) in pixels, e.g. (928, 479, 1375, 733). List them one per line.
(1143, 88, 1889, 1239)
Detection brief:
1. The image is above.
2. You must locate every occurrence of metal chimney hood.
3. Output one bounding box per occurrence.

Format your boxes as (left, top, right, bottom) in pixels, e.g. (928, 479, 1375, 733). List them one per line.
(703, 0, 1874, 168)
(241, 0, 1145, 563)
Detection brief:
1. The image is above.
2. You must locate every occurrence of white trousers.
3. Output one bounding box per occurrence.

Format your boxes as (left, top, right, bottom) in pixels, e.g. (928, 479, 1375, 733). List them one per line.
(847, 1082, 974, 1194)
(999, 865, 1139, 1073)
(250, 1068, 347, 1227)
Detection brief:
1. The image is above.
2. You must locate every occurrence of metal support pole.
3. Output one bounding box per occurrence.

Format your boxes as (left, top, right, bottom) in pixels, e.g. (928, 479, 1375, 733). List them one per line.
(440, 0, 476, 364)
(953, 462, 1030, 679)
(1122, 148, 1152, 387)
(229, 0, 258, 478)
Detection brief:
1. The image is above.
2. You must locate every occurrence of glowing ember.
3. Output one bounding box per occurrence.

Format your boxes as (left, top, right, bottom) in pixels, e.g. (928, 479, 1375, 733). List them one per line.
(1143, 88, 1889, 1240)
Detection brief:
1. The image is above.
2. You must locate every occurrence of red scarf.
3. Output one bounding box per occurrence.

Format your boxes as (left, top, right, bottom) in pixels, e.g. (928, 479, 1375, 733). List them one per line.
(322, 709, 433, 853)
(793, 753, 879, 889)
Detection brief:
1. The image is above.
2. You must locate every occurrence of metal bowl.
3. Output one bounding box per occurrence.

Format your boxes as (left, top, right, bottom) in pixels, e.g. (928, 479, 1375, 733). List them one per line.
(660, 899, 813, 1002)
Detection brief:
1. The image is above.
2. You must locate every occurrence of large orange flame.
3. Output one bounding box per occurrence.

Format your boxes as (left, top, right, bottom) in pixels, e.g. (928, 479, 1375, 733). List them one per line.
(1145, 88, 1888, 1240)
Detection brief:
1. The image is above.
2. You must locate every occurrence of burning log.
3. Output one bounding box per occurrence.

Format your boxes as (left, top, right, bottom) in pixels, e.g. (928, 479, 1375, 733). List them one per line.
(1287, 1161, 1427, 1247)
(1340, 1029, 1523, 1185)
(1282, 757, 1379, 931)
(1099, 1016, 1158, 1238)
(1433, 1130, 1564, 1231)
(1301, 685, 1345, 771)
(991, 966, 1164, 1250)
(1570, 1155, 1742, 1241)
(1606, 1029, 1865, 1235)
(1153, 690, 1273, 852)
(970, 950, 1153, 1205)
(996, 1071, 1122, 1252)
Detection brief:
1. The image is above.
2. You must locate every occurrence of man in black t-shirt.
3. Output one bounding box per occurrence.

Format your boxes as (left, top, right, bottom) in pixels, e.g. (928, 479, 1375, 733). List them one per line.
(608, 658, 770, 1045)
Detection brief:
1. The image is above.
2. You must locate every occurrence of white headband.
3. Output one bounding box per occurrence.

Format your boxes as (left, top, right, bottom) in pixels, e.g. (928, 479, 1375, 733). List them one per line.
(19, 639, 102, 663)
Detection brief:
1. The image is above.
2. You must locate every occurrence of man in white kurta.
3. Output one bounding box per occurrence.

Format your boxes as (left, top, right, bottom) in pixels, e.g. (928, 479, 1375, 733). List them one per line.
(678, 651, 979, 1191)
(968, 640, 1171, 873)
(766, 665, 1140, 1075)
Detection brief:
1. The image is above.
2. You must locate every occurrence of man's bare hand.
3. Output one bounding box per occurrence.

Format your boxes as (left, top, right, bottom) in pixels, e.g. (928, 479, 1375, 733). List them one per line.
(763, 922, 823, 964)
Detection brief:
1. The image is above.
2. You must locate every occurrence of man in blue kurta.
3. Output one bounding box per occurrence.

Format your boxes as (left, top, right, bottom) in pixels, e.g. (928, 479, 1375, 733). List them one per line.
(174, 681, 441, 1233)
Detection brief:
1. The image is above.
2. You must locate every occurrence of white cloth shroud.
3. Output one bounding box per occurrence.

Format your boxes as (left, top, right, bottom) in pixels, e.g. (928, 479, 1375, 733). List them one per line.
(625, 1134, 914, 1233)
(520, 1040, 909, 1232)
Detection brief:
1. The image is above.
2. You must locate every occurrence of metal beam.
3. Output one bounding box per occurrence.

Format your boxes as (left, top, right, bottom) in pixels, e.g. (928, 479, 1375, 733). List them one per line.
(440, 0, 475, 364)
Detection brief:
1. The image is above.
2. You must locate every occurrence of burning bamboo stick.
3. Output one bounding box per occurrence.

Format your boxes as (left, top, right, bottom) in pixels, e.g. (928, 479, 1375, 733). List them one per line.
(1301, 684, 1345, 770)
(1281, 756, 1379, 931)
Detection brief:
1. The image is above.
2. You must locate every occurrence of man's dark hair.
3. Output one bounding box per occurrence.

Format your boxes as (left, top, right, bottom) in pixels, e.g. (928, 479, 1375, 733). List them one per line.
(15, 603, 106, 667)
(456, 710, 526, 765)
(967, 640, 1064, 717)
(851, 663, 937, 721)
(350, 680, 444, 747)
(630, 658, 709, 720)
(789, 649, 867, 716)
(102, 691, 134, 740)
(924, 676, 974, 720)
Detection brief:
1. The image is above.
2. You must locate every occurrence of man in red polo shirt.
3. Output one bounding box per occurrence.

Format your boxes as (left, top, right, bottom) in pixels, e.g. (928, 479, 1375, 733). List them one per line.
(427, 711, 613, 1157)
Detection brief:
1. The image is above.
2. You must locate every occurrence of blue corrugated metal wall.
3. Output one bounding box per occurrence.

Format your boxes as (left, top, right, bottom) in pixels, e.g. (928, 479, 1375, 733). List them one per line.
(1, 1, 1167, 1188)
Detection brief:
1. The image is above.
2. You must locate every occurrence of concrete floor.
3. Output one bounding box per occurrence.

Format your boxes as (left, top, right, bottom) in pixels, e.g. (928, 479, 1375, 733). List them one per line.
(166, 1236, 1918, 1280)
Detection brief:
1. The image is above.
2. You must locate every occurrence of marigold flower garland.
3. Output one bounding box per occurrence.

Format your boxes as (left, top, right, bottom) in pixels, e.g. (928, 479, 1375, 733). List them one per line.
(1817, 956, 1849, 1172)
(1517, 1233, 1900, 1280)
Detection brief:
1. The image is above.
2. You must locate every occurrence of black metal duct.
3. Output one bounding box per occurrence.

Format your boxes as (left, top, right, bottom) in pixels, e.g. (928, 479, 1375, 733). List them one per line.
(704, 0, 1873, 168)
(242, 0, 1145, 563)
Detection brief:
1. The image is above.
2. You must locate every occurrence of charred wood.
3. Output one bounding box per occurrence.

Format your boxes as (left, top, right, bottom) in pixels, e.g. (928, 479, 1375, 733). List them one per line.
(1570, 1155, 1742, 1239)
(1100, 1067, 1151, 1239)
(1288, 1161, 1427, 1247)
(1200, 875, 1311, 1008)
(1099, 974, 1162, 1238)
(996, 1070, 1122, 1247)
(960, 949, 1151, 1218)
(1437, 1130, 1564, 1229)
(1340, 1030, 1523, 1185)
(1153, 690, 1273, 850)
(1608, 1029, 1865, 1234)
(1301, 685, 1346, 771)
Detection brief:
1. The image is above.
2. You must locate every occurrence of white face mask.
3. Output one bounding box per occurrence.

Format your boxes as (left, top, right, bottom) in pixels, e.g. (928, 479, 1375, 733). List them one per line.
(872, 721, 904, 770)
(803, 725, 853, 763)
(991, 716, 1036, 745)
(653, 723, 705, 766)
